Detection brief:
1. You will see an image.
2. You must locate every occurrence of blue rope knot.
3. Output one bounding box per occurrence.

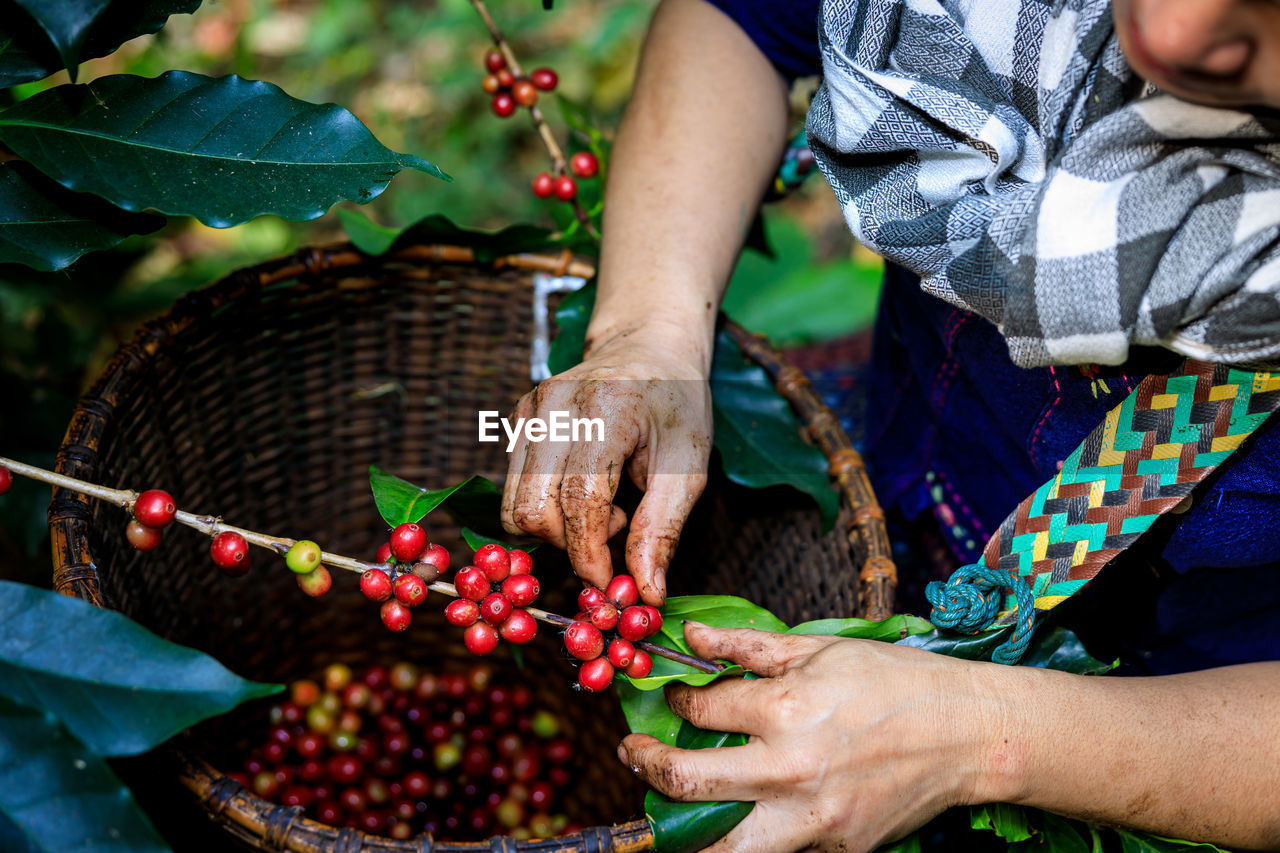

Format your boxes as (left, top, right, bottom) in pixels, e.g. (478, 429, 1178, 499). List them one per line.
(925, 563, 1037, 665)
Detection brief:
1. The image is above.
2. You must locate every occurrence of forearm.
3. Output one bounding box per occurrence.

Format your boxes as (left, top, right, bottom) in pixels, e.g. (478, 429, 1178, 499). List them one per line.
(976, 662, 1280, 848)
(588, 0, 789, 374)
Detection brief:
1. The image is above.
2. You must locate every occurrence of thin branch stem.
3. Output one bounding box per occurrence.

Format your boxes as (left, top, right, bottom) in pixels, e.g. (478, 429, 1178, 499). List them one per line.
(467, 0, 600, 242)
(4, 456, 722, 674)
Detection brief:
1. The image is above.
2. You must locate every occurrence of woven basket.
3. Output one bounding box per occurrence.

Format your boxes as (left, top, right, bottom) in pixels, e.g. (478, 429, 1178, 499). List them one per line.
(48, 243, 896, 853)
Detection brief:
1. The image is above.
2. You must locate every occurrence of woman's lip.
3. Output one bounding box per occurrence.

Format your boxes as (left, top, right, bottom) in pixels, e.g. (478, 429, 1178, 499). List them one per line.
(1123, 6, 1179, 81)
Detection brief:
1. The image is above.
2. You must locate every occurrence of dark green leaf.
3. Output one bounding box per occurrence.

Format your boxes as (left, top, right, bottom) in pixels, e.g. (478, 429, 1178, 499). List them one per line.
(0, 0, 201, 88)
(12, 0, 112, 80)
(1008, 814, 1094, 853)
(971, 804, 1036, 843)
(710, 334, 839, 532)
(897, 623, 1115, 675)
(0, 160, 163, 271)
(645, 794, 752, 853)
(459, 526, 540, 554)
(787, 614, 934, 641)
(337, 206, 399, 256)
(390, 213, 557, 262)
(0, 72, 446, 228)
(0, 580, 280, 757)
(0, 696, 169, 853)
(546, 279, 595, 375)
(369, 466, 500, 528)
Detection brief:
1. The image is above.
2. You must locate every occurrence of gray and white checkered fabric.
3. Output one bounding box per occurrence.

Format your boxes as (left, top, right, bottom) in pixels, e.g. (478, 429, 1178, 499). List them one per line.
(806, 0, 1280, 368)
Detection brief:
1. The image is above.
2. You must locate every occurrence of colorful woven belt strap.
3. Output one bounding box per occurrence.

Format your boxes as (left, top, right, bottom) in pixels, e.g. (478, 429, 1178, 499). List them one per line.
(926, 361, 1280, 664)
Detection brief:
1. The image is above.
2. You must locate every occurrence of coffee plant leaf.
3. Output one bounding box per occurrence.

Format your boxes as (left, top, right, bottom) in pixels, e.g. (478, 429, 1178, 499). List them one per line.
(0, 580, 280, 757)
(972, 804, 1037, 843)
(337, 207, 400, 256)
(710, 333, 840, 532)
(876, 833, 923, 853)
(897, 623, 1116, 675)
(459, 527, 540, 554)
(546, 278, 595, 375)
(0, 696, 169, 853)
(0, 160, 164, 271)
(369, 467, 500, 529)
(0, 71, 446, 228)
(0, 0, 200, 87)
(389, 213, 557, 262)
(11, 0, 112, 80)
(787, 614, 934, 641)
(1114, 830, 1229, 853)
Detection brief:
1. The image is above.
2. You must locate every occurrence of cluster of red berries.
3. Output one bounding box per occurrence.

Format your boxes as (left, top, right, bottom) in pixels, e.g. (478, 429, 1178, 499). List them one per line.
(483, 48, 556, 118)
(235, 662, 580, 840)
(478, 47, 599, 202)
(564, 575, 660, 692)
(123, 488, 177, 552)
(360, 522, 453, 632)
(444, 544, 540, 654)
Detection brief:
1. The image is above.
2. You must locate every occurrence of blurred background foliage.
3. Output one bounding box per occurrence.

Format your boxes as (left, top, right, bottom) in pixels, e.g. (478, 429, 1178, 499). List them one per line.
(0, 0, 881, 583)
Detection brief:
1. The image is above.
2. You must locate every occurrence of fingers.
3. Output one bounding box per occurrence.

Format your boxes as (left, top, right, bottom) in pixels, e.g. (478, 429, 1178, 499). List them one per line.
(500, 392, 537, 536)
(683, 624, 834, 677)
(617, 733, 771, 803)
(560, 410, 639, 588)
(663, 677, 770, 736)
(626, 467, 707, 605)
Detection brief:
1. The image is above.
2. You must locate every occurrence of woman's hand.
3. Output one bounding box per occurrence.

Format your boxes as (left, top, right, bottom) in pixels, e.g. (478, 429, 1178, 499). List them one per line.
(618, 623, 1011, 853)
(500, 325, 713, 604)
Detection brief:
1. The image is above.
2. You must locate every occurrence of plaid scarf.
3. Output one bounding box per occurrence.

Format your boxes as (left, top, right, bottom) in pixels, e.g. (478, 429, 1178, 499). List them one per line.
(806, 0, 1280, 368)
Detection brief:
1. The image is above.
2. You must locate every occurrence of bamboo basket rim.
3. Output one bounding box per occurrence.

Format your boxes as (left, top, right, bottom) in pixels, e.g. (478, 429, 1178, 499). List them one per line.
(48, 241, 897, 853)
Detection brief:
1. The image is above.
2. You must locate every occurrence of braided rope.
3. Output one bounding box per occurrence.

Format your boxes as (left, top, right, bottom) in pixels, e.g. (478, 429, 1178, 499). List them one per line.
(925, 564, 1035, 665)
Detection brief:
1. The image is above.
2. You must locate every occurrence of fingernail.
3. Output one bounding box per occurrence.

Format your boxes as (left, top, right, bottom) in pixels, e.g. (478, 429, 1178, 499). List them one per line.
(616, 744, 628, 764)
(654, 568, 666, 592)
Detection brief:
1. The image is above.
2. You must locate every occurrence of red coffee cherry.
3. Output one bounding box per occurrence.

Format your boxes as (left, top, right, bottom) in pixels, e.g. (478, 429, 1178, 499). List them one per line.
(381, 600, 412, 632)
(577, 587, 606, 612)
(617, 606, 651, 642)
(588, 603, 619, 632)
(531, 172, 554, 199)
(491, 92, 516, 118)
(474, 544, 511, 582)
(508, 549, 533, 575)
(133, 489, 176, 528)
(607, 638, 636, 669)
(210, 531, 249, 573)
(529, 67, 558, 91)
(375, 542, 392, 564)
(499, 609, 537, 644)
(297, 565, 332, 598)
(454, 566, 491, 601)
(445, 598, 481, 627)
(480, 592, 514, 626)
(126, 520, 164, 552)
(482, 73, 502, 94)
(419, 543, 450, 574)
(512, 79, 538, 107)
(389, 523, 427, 562)
(0, 467, 11, 495)
(501, 574, 539, 607)
(464, 622, 500, 656)
(570, 151, 599, 179)
(640, 605, 664, 637)
(360, 569, 393, 602)
(484, 49, 506, 73)
(606, 575, 639, 609)
(577, 657, 615, 693)
(563, 621, 604, 661)
(393, 573, 428, 608)
(553, 175, 577, 201)
(625, 649, 653, 678)
(496, 68, 516, 89)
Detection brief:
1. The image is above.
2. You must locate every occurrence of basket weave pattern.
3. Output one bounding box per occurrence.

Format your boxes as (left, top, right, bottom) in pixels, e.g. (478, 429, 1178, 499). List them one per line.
(49, 244, 892, 852)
